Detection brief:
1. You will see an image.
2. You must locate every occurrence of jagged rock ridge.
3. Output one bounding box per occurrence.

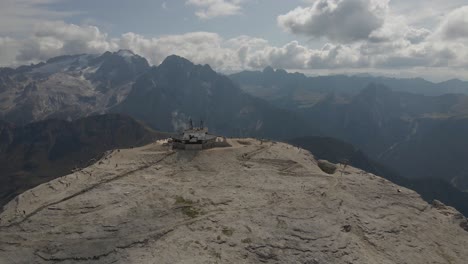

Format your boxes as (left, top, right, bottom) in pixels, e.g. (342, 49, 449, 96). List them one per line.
(112, 55, 313, 138)
(0, 50, 149, 124)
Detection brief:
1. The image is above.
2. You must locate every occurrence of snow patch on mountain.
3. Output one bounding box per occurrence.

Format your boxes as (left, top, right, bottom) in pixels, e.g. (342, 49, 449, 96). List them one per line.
(116, 49, 137, 63)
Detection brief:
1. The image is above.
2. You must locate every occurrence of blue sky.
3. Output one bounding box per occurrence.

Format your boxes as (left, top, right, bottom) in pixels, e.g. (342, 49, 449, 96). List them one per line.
(44, 0, 308, 45)
(1, 0, 468, 81)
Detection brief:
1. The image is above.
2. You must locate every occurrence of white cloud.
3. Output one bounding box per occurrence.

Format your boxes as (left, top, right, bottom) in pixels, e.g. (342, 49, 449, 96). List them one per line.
(278, 0, 389, 43)
(15, 21, 118, 63)
(118, 32, 371, 71)
(390, 0, 468, 25)
(0, 0, 73, 35)
(119, 31, 235, 68)
(366, 14, 430, 44)
(1, 21, 364, 71)
(308, 43, 366, 69)
(273, 0, 468, 78)
(186, 0, 244, 19)
(436, 6, 468, 40)
(1, 10, 468, 81)
(0, 37, 20, 67)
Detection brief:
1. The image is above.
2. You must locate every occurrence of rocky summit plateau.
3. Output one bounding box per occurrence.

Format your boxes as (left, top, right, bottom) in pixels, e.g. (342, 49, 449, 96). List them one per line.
(0, 139, 467, 264)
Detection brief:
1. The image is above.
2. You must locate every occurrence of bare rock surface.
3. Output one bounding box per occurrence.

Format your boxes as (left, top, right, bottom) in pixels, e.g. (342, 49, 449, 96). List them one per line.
(0, 139, 467, 264)
(0, 51, 149, 124)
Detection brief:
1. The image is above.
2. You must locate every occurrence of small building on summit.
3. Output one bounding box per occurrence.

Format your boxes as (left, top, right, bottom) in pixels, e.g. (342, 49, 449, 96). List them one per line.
(172, 119, 229, 150)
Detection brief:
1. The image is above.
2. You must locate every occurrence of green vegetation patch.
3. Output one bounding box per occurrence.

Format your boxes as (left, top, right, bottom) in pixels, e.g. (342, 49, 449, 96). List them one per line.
(318, 160, 337, 174)
(181, 206, 200, 218)
(241, 238, 252, 243)
(175, 196, 199, 218)
(222, 227, 234, 236)
(175, 196, 194, 205)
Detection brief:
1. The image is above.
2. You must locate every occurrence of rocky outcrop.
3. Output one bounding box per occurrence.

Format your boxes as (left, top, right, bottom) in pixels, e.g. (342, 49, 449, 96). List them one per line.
(1, 139, 467, 263)
(317, 159, 337, 174)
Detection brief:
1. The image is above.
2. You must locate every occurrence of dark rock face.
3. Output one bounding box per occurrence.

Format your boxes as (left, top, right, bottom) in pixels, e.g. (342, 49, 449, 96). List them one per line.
(0, 114, 168, 209)
(88, 50, 150, 91)
(113, 55, 314, 139)
(461, 220, 468, 232)
(303, 83, 466, 158)
(317, 160, 337, 174)
(341, 225, 352, 233)
(378, 118, 468, 191)
(0, 120, 14, 152)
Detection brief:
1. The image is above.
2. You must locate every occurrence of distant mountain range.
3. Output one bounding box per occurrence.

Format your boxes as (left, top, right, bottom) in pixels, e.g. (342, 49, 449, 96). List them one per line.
(230, 67, 468, 109)
(0, 51, 312, 139)
(112, 55, 313, 138)
(1, 51, 468, 214)
(0, 114, 168, 208)
(0, 50, 150, 125)
(231, 68, 468, 192)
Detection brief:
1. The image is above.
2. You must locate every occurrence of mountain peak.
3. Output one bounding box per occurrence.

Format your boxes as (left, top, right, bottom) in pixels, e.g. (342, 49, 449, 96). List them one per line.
(45, 54, 86, 64)
(98, 50, 144, 62)
(116, 49, 136, 57)
(440, 78, 464, 85)
(262, 66, 289, 77)
(262, 66, 275, 74)
(160, 55, 194, 67)
(275, 68, 288, 75)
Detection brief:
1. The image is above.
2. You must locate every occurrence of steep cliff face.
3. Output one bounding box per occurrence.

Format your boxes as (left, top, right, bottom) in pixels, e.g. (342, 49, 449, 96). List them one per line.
(1, 139, 467, 263)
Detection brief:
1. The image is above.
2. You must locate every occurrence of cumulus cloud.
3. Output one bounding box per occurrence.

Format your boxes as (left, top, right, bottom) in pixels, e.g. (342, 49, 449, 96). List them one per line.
(278, 0, 389, 43)
(390, 0, 468, 25)
(274, 0, 468, 74)
(15, 21, 118, 63)
(437, 6, 468, 40)
(1, 21, 369, 71)
(308, 44, 366, 69)
(366, 14, 430, 44)
(119, 31, 238, 69)
(186, 0, 244, 19)
(0, 37, 20, 67)
(1, 12, 468, 81)
(0, 0, 72, 35)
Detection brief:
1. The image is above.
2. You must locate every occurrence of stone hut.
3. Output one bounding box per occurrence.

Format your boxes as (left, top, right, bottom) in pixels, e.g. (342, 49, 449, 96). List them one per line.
(172, 120, 229, 150)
